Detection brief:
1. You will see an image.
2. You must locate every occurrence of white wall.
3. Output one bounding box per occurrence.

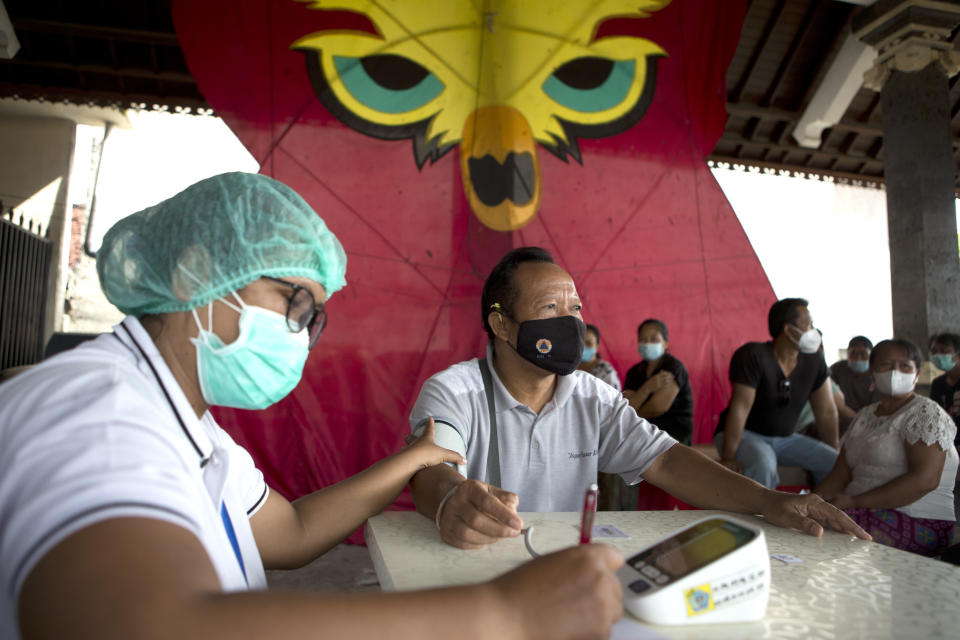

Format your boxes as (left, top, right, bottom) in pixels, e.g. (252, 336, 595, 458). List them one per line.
(85, 110, 259, 250)
(712, 168, 894, 364)
(0, 114, 76, 342)
(64, 111, 258, 333)
(0, 115, 74, 229)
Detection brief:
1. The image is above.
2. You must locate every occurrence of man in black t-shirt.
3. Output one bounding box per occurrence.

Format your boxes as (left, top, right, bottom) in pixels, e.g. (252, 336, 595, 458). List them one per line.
(714, 298, 839, 489)
(929, 332, 960, 527)
(929, 333, 960, 446)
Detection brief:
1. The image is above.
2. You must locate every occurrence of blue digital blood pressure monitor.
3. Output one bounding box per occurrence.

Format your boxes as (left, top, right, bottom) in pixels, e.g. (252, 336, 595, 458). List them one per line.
(617, 516, 770, 625)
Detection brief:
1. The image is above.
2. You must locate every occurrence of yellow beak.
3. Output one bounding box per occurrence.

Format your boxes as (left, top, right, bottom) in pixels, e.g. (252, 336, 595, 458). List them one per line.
(460, 105, 542, 231)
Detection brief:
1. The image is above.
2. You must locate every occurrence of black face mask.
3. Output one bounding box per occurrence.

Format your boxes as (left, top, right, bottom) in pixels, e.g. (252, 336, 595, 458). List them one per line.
(507, 315, 586, 376)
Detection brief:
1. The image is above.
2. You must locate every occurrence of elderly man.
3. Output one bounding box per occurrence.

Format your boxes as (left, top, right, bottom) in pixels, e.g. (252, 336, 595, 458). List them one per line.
(409, 248, 868, 549)
(715, 298, 840, 489)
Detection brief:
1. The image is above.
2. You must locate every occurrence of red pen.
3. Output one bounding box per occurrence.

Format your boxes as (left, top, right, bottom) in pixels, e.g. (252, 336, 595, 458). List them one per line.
(579, 483, 599, 544)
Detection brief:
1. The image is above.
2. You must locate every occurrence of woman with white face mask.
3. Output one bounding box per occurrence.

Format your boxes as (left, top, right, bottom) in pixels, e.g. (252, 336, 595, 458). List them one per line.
(815, 339, 958, 556)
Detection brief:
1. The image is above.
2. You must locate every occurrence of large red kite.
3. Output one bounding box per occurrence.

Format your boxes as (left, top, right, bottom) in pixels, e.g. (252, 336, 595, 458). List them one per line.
(173, 0, 775, 533)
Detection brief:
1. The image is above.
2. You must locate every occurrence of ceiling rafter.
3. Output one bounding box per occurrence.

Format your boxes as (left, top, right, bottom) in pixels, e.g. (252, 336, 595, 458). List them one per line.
(787, 4, 857, 114)
(714, 0, 960, 189)
(729, 0, 787, 104)
(4, 58, 194, 83)
(759, 0, 820, 108)
(10, 19, 181, 47)
(719, 132, 884, 169)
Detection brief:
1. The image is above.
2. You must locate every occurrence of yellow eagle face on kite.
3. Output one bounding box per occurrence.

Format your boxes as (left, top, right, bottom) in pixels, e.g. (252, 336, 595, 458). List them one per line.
(293, 0, 669, 231)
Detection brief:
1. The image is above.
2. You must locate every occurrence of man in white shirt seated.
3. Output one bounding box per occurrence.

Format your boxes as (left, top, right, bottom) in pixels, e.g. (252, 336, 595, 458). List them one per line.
(409, 246, 871, 549)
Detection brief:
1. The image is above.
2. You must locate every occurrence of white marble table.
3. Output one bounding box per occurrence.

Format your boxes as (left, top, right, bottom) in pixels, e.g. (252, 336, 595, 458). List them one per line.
(365, 510, 960, 639)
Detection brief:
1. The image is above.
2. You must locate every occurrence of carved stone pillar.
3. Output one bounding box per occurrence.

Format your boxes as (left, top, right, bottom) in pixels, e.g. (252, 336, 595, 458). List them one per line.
(854, 0, 960, 349)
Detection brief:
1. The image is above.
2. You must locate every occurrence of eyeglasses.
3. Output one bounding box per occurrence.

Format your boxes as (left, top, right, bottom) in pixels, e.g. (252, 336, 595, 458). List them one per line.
(778, 379, 791, 406)
(263, 276, 327, 349)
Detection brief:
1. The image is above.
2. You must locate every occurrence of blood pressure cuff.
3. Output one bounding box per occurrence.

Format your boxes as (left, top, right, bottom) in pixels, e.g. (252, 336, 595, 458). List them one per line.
(413, 416, 467, 477)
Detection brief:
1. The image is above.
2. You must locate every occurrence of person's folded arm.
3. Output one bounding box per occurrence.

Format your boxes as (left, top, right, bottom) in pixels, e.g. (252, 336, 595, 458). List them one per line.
(642, 444, 870, 540)
(624, 386, 652, 410)
(251, 419, 465, 569)
(18, 516, 625, 640)
(810, 380, 839, 448)
(834, 440, 947, 510)
(634, 381, 680, 419)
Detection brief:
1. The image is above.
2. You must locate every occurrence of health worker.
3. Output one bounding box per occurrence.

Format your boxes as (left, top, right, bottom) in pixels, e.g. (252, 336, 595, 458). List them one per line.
(1, 172, 624, 640)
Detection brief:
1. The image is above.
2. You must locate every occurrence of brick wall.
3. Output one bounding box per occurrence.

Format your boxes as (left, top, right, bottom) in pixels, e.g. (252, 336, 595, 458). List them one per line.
(68, 203, 86, 269)
(63, 202, 124, 333)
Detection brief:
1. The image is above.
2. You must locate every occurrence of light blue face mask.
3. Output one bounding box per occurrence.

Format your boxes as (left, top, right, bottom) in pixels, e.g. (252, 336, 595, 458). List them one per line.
(190, 292, 309, 409)
(848, 359, 870, 374)
(581, 346, 597, 363)
(933, 354, 957, 372)
(638, 343, 664, 360)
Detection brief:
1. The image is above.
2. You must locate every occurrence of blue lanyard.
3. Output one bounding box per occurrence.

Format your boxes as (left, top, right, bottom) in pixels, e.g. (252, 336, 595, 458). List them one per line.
(220, 502, 248, 583)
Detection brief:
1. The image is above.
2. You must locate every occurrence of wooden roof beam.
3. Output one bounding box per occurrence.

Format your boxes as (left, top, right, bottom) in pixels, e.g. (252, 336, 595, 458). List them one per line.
(719, 132, 886, 167)
(760, 0, 821, 107)
(3, 57, 194, 83)
(791, 33, 876, 148)
(729, 0, 787, 104)
(707, 156, 889, 188)
(10, 19, 179, 47)
(724, 101, 935, 149)
(0, 82, 209, 111)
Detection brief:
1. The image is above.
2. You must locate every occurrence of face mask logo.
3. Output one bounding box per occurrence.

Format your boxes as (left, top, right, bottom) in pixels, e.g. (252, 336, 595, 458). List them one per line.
(536, 338, 553, 354)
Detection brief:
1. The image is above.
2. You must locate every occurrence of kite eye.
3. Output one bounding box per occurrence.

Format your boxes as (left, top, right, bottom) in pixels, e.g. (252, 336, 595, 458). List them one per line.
(332, 54, 444, 114)
(542, 56, 636, 113)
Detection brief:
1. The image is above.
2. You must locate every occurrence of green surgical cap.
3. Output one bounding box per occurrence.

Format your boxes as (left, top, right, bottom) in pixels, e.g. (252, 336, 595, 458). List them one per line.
(97, 172, 347, 316)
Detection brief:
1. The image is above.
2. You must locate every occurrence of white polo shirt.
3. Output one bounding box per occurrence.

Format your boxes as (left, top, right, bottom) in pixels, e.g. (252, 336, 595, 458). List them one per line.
(0, 317, 268, 639)
(410, 344, 677, 511)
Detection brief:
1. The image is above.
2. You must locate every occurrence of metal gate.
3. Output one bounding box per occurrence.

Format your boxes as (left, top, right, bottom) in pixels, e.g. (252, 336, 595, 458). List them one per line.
(0, 206, 51, 370)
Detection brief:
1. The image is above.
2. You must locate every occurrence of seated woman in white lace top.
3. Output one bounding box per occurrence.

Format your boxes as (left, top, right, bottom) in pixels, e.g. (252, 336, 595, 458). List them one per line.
(815, 338, 957, 556)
